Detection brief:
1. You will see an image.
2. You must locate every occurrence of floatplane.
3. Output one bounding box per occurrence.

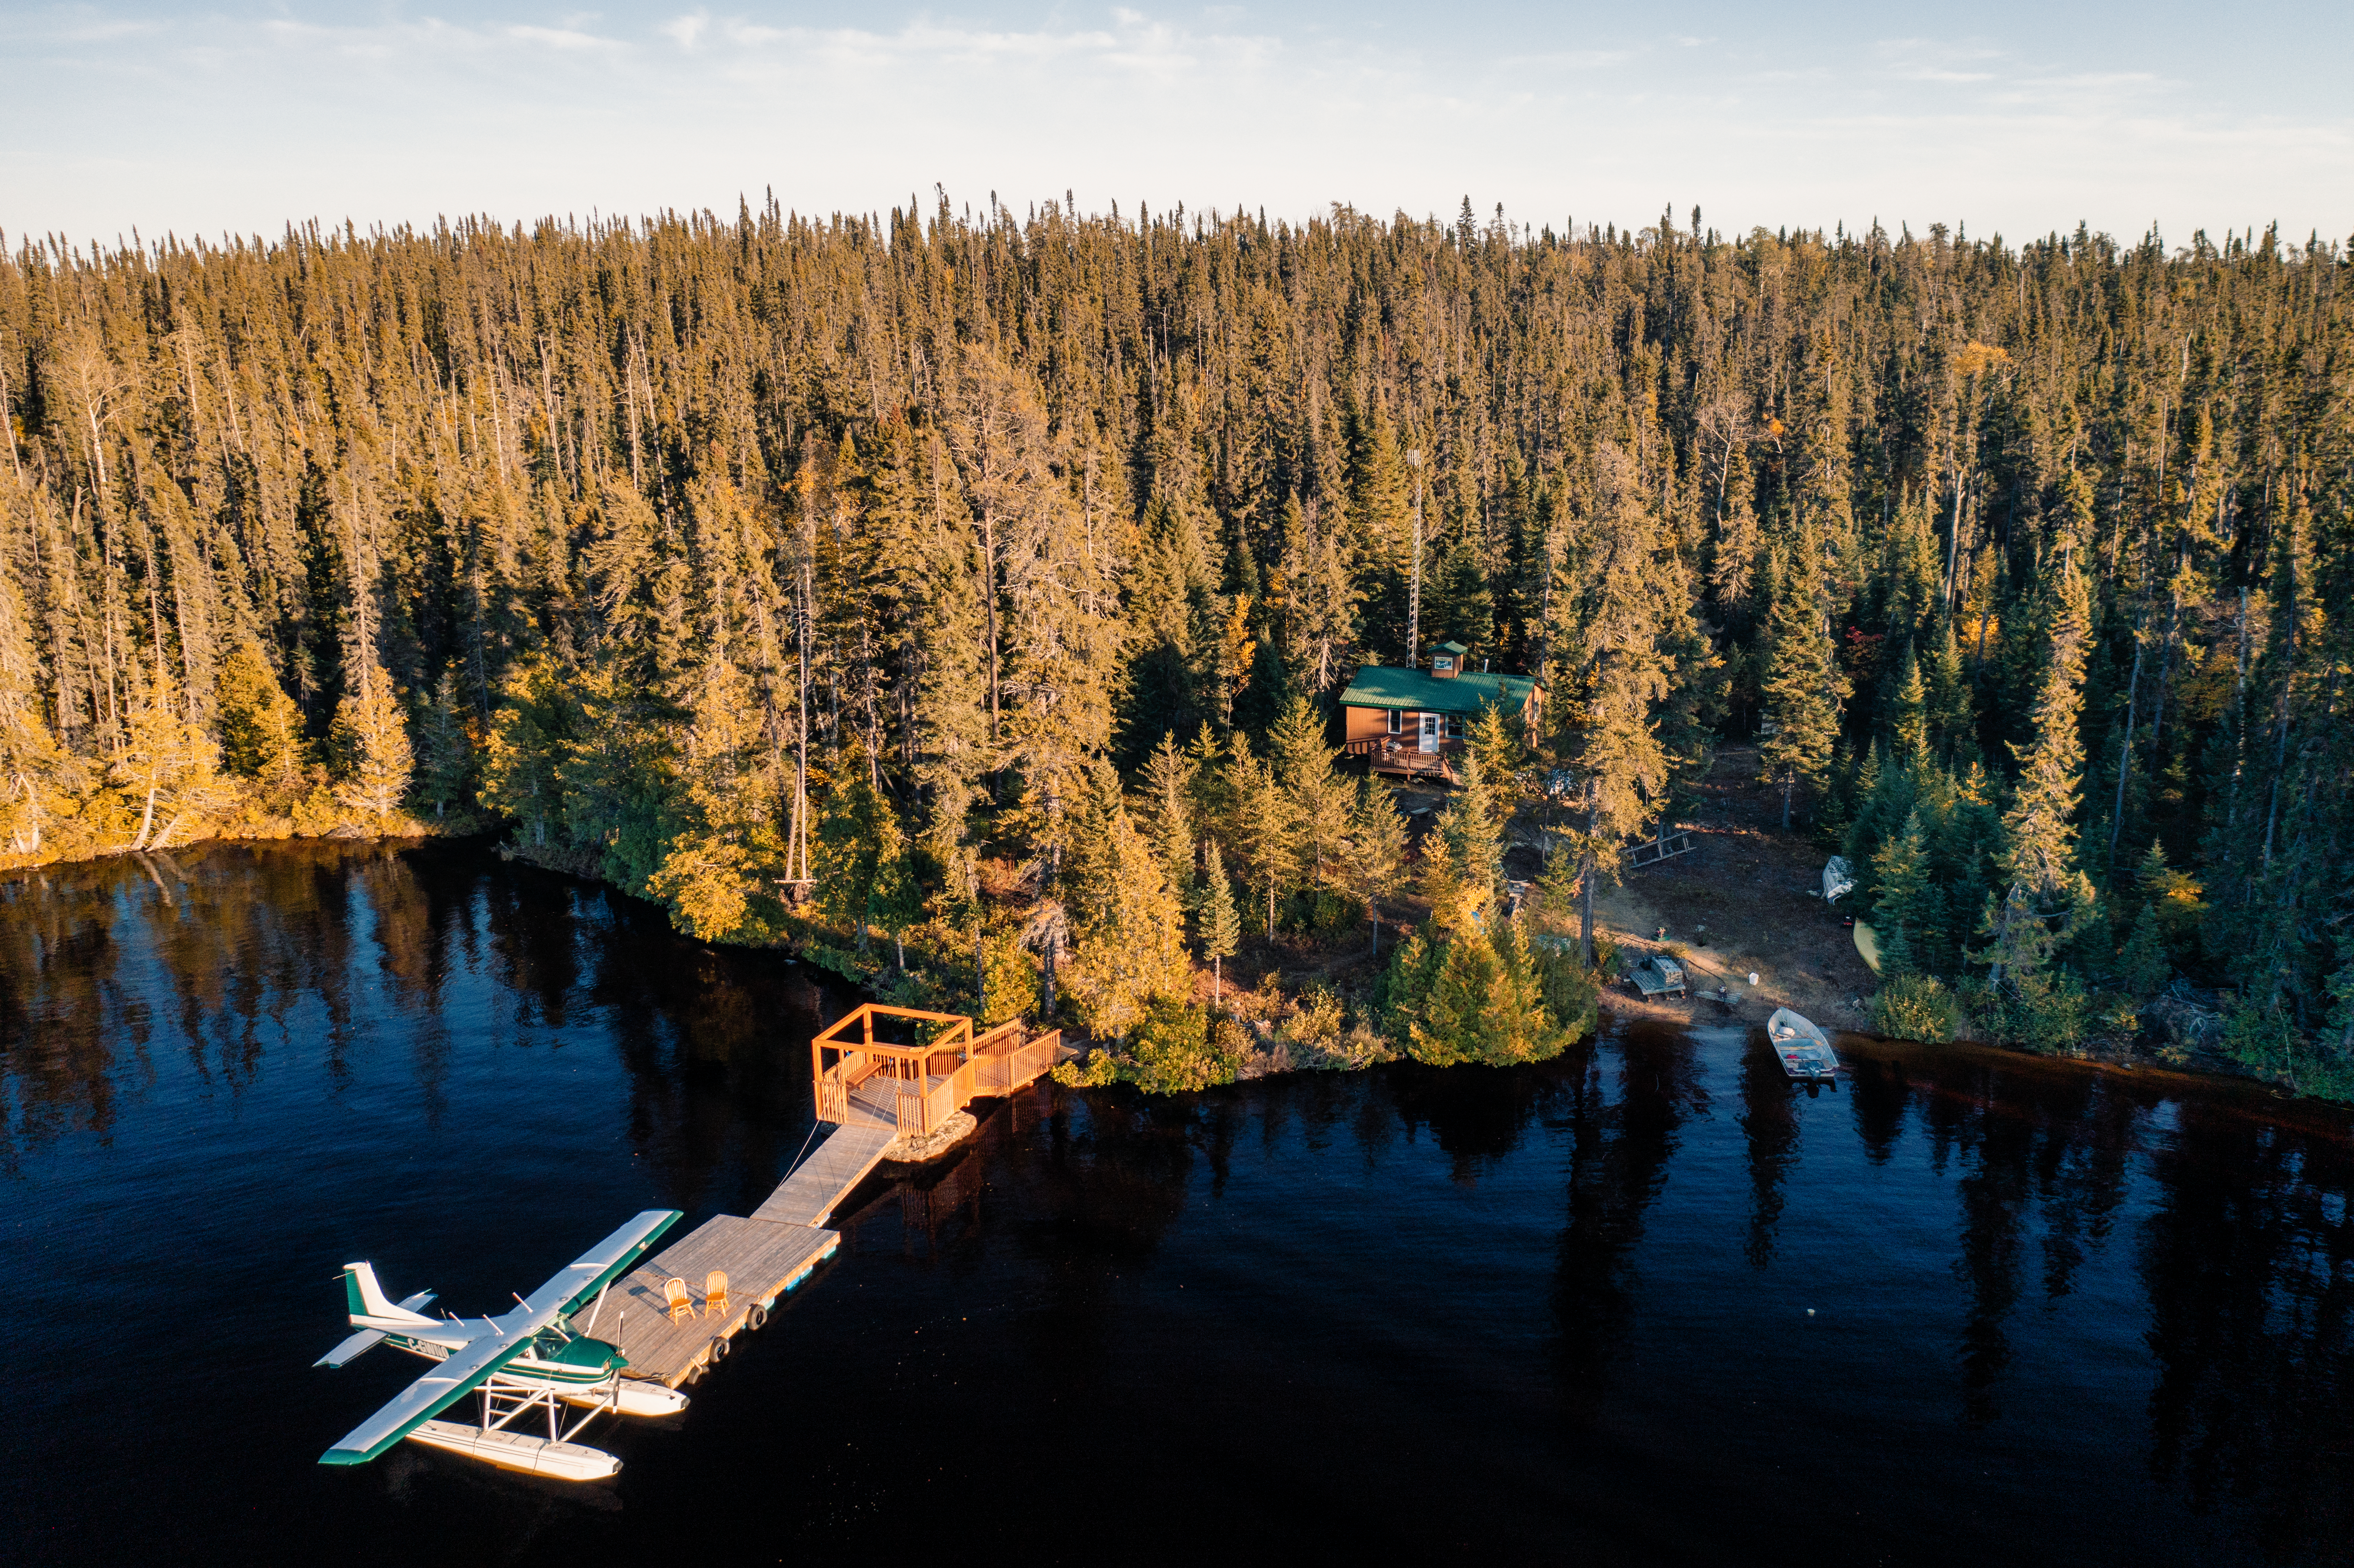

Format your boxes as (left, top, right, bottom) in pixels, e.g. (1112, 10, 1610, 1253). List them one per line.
(316, 1210, 685, 1481)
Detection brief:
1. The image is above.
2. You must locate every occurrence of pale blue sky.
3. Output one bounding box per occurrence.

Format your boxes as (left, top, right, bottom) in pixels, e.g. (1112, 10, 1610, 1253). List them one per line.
(3, 3, 2347, 247)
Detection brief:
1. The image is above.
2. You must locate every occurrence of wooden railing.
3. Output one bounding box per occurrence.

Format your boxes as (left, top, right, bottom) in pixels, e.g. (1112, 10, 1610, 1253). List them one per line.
(1343, 737, 1455, 780)
(814, 1007, 1065, 1136)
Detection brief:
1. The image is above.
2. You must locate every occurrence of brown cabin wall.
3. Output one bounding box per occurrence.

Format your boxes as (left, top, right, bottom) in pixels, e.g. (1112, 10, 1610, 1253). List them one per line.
(1343, 706, 1474, 751)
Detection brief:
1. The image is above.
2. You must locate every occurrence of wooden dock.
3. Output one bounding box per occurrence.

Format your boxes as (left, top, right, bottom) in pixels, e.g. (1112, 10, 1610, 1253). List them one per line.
(593, 1005, 1061, 1392)
(587, 1215, 840, 1387)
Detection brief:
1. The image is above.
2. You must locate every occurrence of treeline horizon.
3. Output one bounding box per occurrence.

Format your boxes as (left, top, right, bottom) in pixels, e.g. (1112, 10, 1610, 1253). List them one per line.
(0, 195, 2347, 1081)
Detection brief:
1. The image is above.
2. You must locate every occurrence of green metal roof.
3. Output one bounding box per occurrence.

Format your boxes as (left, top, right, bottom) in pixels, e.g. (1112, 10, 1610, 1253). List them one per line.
(1338, 665, 1537, 714)
(1436, 641, 1468, 655)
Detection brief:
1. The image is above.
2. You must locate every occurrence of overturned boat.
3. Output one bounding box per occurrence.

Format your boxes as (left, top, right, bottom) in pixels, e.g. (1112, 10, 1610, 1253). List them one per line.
(1766, 1008, 1840, 1080)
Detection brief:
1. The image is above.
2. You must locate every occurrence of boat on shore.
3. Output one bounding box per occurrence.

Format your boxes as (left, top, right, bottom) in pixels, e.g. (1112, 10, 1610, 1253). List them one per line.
(1766, 1008, 1840, 1080)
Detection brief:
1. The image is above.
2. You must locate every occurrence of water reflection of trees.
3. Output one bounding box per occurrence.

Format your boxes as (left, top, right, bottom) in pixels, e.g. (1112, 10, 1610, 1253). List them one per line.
(1551, 1024, 1706, 1422)
(1837, 1043, 2354, 1549)
(1384, 1055, 1576, 1183)
(1889, 1057, 2147, 1425)
(585, 904, 819, 1220)
(0, 840, 862, 1209)
(0, 861, 133, 1162)
(1739, 1039, 1798, 1267)
(0, 844, 445, 1165)
(2137, 1099, 2354, 1554)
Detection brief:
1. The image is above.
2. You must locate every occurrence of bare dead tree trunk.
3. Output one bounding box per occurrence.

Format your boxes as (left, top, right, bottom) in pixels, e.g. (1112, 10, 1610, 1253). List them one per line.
(2108, 622, 2142, 870)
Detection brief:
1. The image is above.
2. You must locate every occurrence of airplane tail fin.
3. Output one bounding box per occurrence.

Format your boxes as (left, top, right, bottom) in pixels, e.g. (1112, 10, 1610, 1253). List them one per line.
(342, 1262, 433, 1325)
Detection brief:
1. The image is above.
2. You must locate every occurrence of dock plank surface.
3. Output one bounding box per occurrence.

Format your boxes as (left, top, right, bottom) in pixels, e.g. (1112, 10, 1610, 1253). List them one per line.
(751, 1123, 898, 1228)
(594, 1216, 840, 1386)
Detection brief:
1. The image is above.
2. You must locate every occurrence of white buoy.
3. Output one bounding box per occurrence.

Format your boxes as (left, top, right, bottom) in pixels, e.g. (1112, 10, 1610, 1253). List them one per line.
(1806, 1309, 1815, 1316)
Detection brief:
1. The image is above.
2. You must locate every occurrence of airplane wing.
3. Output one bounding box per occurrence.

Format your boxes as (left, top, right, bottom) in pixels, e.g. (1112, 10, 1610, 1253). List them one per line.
(319, 1311, 548, 1464)
(318, 1213, 681, 1465)
(528, 1210, 683, 1319)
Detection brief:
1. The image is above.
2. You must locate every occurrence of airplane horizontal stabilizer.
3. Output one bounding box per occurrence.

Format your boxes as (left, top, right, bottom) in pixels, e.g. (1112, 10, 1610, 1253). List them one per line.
(315, 1329, 386, 1369)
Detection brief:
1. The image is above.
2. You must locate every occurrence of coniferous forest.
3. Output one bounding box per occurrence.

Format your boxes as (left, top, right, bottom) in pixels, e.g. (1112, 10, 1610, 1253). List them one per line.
(0, 198, 2349, 1091)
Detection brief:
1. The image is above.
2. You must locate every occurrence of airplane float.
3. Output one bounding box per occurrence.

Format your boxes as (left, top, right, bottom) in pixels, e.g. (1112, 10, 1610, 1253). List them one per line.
(315, 1210, 685, 1481)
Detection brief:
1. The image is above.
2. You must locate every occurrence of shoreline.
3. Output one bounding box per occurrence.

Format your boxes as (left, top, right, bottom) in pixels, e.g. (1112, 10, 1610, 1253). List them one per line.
(22, 825, 2325, 1111)
(0, 816, 467, 877)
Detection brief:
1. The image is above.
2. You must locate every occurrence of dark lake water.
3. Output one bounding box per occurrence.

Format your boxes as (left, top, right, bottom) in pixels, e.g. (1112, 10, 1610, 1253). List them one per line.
(4, 841, 2352, 1565)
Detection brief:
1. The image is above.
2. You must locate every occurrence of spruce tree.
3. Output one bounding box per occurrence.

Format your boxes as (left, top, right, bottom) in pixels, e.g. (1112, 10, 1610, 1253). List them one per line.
(112, 664, 223, 851)
(1890, 648, 1929, 760)
(811, 738, 899, 953)
(1544, 445, 1670, 964)
(1984, 544, 2096, 990)
(1224, 736, 1298, 937)
(0, 566, 67, 854)
(331, 662, 414, 822)
(1064, 770, 1189, 1038)
(1758, 544, 1850, 830)
(1925, 616, 1971, 760)
(1198, 839, 1241, 1001)
(1348, 780, 1410, 956)
(1871, 809, 1938, 974)
(1424, 725, 1508, 931)
(217, 638, 308, 792)
(1140, 730, 1199, 895)
(1266, 694, 1353, 896)
(480, 657, 576, 850)
(2117, 904, 2171, 999)
(416, 669, 470, 818)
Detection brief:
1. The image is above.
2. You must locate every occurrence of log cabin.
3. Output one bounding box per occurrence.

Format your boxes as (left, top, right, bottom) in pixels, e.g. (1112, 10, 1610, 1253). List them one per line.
(1338, 642, 1540, 781)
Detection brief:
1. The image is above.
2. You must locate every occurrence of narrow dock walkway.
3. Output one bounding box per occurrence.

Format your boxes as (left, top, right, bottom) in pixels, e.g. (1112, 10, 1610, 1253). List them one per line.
(750, 1123, 897, 1228)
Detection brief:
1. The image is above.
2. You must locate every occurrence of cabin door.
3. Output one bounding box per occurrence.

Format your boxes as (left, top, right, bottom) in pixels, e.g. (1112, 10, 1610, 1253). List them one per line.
(1418, 713, 1440, 753)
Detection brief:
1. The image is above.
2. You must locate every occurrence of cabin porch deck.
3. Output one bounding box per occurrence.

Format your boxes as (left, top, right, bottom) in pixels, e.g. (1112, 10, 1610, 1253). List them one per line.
(1342, 738, 1457, 781)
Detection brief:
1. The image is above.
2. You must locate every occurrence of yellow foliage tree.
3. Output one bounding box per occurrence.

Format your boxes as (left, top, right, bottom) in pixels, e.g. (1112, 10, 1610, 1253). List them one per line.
(1064, 769, 1191, 1039)
(112, 664, 224, 850)
(216, 638, 308, 792)
(331, 661, 414, 821)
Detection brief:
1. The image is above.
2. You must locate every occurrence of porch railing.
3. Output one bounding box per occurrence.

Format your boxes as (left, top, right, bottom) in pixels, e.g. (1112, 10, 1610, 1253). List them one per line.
(813, 1005, 1065, 1137)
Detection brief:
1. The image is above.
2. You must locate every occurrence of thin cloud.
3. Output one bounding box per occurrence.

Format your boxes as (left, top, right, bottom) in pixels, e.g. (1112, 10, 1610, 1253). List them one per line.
(0, 3, 2345, 244)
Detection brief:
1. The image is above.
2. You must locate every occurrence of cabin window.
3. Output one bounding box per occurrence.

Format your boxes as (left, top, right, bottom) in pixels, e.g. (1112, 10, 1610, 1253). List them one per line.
(1445, 716, 1466, 740)
(1433, 655, 1453, 673)
(1386, 709, 1403, 734)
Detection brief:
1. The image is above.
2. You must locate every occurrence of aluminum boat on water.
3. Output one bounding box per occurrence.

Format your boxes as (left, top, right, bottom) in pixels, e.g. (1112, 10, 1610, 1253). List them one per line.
(1766, 1007, 1840, 1080)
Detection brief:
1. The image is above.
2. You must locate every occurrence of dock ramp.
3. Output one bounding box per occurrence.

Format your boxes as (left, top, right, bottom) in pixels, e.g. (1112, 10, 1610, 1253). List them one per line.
(751, 1123, 898, 1229)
